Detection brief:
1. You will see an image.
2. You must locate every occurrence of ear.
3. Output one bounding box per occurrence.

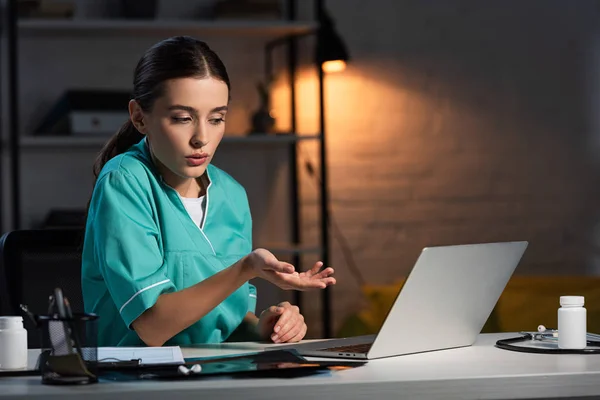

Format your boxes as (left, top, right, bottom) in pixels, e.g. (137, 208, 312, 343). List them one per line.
(129, 99, 147, 134)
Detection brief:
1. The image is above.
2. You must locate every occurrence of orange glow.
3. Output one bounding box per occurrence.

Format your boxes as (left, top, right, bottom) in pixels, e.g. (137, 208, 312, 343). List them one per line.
(270, 68, 319, 134)
(271, 65, 413, 149)
(322, 60, 346, 73)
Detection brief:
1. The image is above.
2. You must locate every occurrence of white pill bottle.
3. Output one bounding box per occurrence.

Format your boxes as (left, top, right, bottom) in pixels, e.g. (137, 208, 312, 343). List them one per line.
(0, 316, 28, 370)
(558, 296, 587, 350)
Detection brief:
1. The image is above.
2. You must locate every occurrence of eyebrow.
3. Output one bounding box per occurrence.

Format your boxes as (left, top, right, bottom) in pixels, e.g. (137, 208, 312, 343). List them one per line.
(168, 105, 228, 114)
(211, 106, 228, 113)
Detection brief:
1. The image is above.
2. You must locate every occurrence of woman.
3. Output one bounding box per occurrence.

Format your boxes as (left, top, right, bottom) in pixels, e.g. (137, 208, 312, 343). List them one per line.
(81, 36, 335, 347)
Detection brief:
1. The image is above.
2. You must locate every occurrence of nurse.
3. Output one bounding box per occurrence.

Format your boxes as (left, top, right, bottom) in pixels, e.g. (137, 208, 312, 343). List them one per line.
(82, 36, 336, 347)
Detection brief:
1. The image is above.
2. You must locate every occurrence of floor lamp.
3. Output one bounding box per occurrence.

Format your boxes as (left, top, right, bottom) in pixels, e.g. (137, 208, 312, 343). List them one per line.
(264, 0, 349, 337)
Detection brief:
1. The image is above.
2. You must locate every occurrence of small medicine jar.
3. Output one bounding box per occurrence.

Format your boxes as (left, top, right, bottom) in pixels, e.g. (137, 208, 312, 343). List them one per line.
(558, 296, 587, 350)
(0, 316, 28, 370)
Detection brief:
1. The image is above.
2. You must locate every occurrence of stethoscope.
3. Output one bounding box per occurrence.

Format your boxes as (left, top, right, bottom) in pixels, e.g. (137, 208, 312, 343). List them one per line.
(496, 325, 600, 354)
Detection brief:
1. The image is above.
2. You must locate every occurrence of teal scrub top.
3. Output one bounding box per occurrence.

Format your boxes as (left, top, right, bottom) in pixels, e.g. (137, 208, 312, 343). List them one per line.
(81, 138, 257, 347)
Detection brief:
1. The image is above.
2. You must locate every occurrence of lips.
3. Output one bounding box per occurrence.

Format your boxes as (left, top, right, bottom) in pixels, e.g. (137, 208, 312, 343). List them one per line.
(185, 153, 209, 166)
(187, 153, 209, 159)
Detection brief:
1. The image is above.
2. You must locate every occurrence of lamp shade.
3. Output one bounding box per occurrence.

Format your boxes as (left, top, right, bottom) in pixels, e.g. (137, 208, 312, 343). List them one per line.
(317, 9, 349, 72)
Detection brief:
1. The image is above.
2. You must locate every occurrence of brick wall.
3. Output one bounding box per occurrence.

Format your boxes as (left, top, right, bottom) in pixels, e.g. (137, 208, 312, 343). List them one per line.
(281, 0, 600, 338)
(5, 0, 600, 340)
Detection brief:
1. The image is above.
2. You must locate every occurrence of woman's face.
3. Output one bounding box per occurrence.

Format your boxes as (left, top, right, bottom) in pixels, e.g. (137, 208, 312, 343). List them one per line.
(130, 77, 229, 193)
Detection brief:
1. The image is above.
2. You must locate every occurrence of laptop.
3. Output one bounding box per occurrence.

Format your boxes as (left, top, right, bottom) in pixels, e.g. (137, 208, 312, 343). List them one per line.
(281, 241, 528, 360)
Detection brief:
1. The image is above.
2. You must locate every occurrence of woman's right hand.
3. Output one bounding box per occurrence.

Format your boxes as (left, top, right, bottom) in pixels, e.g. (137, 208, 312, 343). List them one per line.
(246, 248, 336, 291)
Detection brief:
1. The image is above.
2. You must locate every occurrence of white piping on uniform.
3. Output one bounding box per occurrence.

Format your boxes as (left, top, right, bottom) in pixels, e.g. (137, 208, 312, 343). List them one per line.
(199, 229, 216, 256)
(119, 279, 171, 315)
(200, 171, 212, 230)
(199, 171, 216, 255)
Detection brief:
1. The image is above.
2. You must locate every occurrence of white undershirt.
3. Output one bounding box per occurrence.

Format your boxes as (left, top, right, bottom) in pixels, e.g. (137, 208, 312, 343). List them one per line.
(179, 195, 206, 228)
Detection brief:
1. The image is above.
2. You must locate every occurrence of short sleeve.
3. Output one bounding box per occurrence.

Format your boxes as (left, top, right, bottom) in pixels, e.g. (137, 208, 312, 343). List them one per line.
(240, 188, 257, 313)
(241, 188, 253, 253)
(247, 283, 257, 313)
(89, 170, 176, 329)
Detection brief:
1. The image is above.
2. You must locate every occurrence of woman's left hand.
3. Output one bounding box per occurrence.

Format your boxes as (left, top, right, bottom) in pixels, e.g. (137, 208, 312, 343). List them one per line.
(257, 301, 307, 343)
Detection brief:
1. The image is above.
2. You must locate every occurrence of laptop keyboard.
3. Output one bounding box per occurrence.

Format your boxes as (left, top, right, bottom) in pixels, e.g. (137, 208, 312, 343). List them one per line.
(317, 343, 373, 354)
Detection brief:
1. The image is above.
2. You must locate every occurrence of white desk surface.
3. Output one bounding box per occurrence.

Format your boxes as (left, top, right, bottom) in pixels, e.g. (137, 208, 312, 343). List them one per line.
(2, 333, 600, 400)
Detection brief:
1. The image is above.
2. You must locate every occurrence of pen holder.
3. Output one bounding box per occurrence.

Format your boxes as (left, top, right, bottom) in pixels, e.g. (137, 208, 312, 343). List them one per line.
(37, 313, 99, 385)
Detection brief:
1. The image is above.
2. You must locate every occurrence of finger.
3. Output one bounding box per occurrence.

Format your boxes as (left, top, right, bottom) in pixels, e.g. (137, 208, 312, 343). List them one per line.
(302, 277, 336, 290)
(320, 277, 336, 286)
(277, 322, 303, 343)
(271, 309, 293, 340)
(278, 303, 299, 314)
(307, 261, 324, 276)
(267, 261, 295, 274)
(312, 267, 335, 279)
(273, 272, 330, 291)
(274, 313, 301, 343)
(277, 316, 304, 343)
(282, 274, 325, 290)
(277, 301, 292, 309)
(289, 324, 307, 343)
(260, 305, 284, 320)
(301, 279, 327, 290)
(258, 306, 284, 339)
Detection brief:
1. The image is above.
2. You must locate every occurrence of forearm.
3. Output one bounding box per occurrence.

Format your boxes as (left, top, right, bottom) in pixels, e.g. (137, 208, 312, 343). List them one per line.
(244, 312, 259, 326)
(132, 256, 256, 346)
(225, 312, 261, 342)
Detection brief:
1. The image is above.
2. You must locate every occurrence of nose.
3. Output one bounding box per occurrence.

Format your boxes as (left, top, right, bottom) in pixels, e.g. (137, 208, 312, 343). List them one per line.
(191, 123, 208, 148)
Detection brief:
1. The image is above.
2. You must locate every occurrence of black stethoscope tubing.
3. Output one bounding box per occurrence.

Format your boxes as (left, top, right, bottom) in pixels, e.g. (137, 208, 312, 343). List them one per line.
(496, 333, 600, 354)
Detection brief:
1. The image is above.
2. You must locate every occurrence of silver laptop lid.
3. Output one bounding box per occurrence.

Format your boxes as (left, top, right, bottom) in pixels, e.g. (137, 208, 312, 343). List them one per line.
(368, 241, 528, 359)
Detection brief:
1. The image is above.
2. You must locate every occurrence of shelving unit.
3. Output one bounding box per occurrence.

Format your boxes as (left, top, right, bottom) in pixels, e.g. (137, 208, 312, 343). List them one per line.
(2, 0, 332, 337)
(17, 133, 321, 148)
(18, 18, 317, 37)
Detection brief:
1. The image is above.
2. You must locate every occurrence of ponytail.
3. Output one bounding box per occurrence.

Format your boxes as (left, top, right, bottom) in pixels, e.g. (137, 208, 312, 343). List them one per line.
(93, 120, 144, 180)
(85, 120, 141, 230)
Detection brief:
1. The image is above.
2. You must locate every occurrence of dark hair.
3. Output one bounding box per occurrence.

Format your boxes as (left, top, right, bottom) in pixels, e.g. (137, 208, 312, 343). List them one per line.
(92, 36, 230, 179)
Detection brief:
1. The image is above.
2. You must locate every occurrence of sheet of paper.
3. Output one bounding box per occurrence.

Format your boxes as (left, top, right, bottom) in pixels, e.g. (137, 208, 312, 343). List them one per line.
(98, 346, 184, 365)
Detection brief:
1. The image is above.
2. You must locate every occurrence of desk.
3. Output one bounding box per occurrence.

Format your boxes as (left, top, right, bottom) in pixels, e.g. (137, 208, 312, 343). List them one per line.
(2, 333, 600, 400)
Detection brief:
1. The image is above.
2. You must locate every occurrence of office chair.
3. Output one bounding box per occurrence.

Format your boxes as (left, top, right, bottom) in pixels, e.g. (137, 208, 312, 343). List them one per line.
(0, 229, 85, 348)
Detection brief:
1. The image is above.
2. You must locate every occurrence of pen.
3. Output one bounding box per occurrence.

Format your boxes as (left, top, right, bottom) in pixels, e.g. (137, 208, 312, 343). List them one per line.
(47, 295, 55, 316)
(54, 288, 67, 319)
(64, 298, 73, 319)
(20, 304, 38, 328)
(53, 288, 74, 354)
(64, 297, 84, 356)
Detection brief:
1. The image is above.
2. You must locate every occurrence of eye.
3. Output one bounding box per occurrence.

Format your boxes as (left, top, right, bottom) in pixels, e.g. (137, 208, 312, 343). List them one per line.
(171, 116, 192, 124)
(209, 118, 225, 126)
